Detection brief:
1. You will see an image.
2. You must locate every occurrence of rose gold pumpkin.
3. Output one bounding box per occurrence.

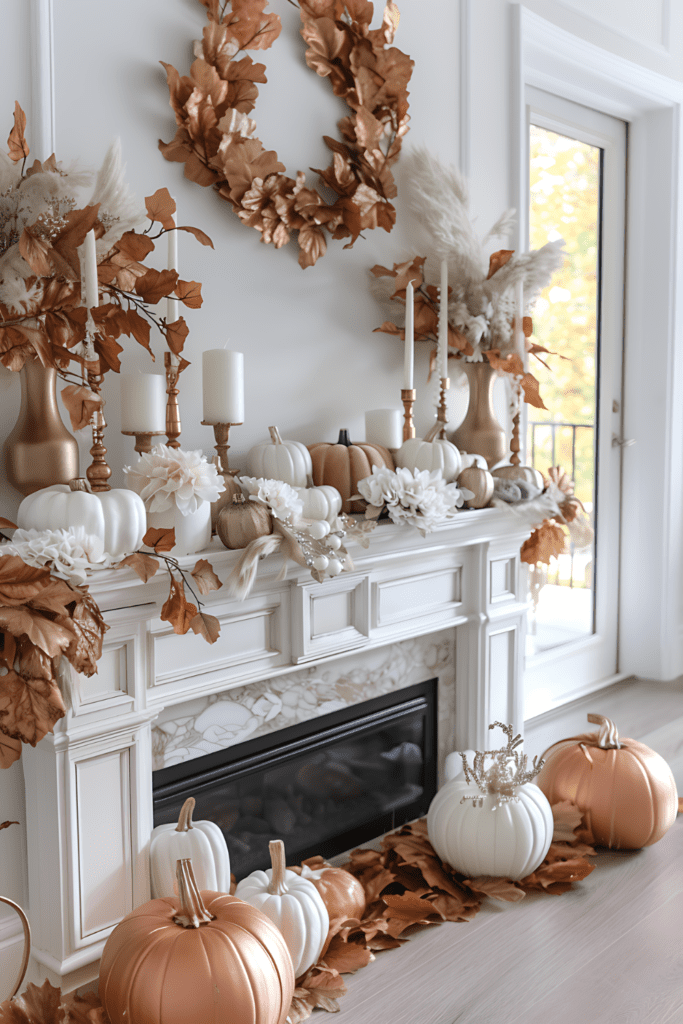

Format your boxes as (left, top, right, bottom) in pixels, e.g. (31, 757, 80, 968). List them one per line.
(457, 466, 494, 508)
(291, 860, 366, 955)
(308, 429, 394, 513)
(99, 859, 294, 1024)
(537, 713, 678, 850)
(217, 492, 273, 550)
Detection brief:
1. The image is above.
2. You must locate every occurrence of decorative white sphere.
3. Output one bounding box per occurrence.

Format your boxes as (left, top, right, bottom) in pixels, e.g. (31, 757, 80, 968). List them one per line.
(312, 554, 329, 571)
(327, 558, 343, 576)
(308, 520, 330, 540)
(326, 534, 342, 550)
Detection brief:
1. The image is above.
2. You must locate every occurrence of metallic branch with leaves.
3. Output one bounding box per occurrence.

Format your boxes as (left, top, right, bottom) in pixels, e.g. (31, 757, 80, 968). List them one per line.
(458, 722, 545, 809)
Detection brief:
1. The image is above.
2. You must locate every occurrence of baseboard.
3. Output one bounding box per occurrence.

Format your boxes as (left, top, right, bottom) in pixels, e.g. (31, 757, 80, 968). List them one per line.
(0, 915, 23, 951)
(524, 672, 632, 723)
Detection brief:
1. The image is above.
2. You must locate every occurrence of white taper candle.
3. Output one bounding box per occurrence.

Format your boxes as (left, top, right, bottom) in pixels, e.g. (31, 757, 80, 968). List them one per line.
(167, 200, 180, 324)
(404, 281, 414, 389)
(438, 259, 448, 378)
(202, 349, 245, 423)
(84, 229, 99, 309)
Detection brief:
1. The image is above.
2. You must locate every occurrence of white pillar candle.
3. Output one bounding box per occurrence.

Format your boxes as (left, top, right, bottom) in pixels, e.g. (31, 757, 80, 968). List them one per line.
(84, 229, 99, 309)
(120, 374, 166, 433)
(203, 349, 245, 423)
(167, 207, 180, 324)
(404, 281, 414, 390)
(365, 409, 402, 450)
(438, 258, 449, 378)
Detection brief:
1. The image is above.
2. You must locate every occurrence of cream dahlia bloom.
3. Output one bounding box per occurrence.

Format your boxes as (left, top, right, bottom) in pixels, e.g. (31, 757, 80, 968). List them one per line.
(238, 476, 304, 522)
(1, 526, 108, 584)
(358, 466, 468, 535)
(124, 445, 225, 515)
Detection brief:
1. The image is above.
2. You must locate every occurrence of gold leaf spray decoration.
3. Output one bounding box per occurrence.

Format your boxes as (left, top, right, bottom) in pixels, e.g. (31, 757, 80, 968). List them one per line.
(159, 0, 414, 268)
(458, 722, 545, 809)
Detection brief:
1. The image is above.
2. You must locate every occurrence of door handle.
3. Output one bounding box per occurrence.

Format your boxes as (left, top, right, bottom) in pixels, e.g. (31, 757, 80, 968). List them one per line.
(612, 435, 635, 448)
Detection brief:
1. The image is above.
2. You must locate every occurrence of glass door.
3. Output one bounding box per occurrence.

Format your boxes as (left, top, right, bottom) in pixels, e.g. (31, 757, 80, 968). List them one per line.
(523, 88, 627, 718)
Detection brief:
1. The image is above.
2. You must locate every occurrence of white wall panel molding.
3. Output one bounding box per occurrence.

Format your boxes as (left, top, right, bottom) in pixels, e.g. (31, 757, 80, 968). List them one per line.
(551, 0, 670, 55)
(513, 6, 683, 680)
(29, 0, 55, 158)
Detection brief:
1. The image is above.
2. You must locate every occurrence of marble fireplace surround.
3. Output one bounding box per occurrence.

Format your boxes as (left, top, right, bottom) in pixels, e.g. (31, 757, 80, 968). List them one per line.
(21, 508, 530, 992)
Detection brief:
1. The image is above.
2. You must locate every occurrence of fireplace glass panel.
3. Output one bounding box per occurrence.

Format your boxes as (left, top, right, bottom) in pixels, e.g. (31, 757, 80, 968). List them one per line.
(153, 679, 436, 879)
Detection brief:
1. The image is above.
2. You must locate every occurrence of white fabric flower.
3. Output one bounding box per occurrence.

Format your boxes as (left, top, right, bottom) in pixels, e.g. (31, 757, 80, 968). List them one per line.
(1, 526, 108, 584)
(124, 444, 225, 515)
(357, 466, 467, 536)
(238, 476, 304, 522)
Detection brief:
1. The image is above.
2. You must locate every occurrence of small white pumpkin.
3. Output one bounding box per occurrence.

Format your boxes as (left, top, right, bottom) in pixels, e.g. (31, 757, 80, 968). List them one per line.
(394, 436, 463, 483)
(428, 777, 553, 880)
(248, 426, 313, 488)
(460, 451, 488, 470)
(17, 478, 146, 559)
(295, 476, 342, 523)
(149, 797, 231, 898)
(235, 839, 329, 978)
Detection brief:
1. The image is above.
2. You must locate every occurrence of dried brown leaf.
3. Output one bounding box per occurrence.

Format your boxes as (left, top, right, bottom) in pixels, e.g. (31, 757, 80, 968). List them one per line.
(7, 102, 29, 163)
(145, 188, 176, 229)
(551, 799, 583, 843)
(520, 520, 566, 566)
(123, 310, 152, 355)
(0, 670, 65, 746)
(0, 556, 51, 606)
(161, 578, 198, 636)
(143, 527, 176, 554)
(190, 559, 222, 595)
(322, 935, 373, 974)
(135, 268, 178, 305)
(520, 372, 547, 410)
(60, 592, 108, 677)
(115, 231, 155, 261)
(0, 607, 74, 659)
(60, 385, 101, 431)
(0, 732, 22, 769)
(176, 225, 214, 248)
(19, 226, 52, 276)
(118, 552, 160, 583)
(486, 249, 514, 279)
(60, 989, 105, 1024)
(175, 280, 203, 309)
(0, 519, 17, 531)
(0, 979, 65, 1024)
(0, 820, 19, 830)
(189, 611, 221, 644)
(165, 318, 189, 356)
(464, 876, 525, 902)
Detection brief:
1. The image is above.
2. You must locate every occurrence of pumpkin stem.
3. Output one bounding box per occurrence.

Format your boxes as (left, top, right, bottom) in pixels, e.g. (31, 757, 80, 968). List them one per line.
(69, 478, 89, 492)
(175, 797, 195, 832)
(306, 474, 314, 488)
(173, 858, 215, 928)
(423, 421, 441, 443)
(0, 896, 31, 1001)
(337, 429, 352, 447)
(268, 839, 289, 896)
(587, 713, 621, 749)
(232, 493, 246, 505)
(269, 426, 283, 445)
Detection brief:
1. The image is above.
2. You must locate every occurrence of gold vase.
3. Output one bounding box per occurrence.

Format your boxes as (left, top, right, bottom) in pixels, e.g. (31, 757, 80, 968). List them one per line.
(5, 359, 80, 496)
(450, 361, 508, 469)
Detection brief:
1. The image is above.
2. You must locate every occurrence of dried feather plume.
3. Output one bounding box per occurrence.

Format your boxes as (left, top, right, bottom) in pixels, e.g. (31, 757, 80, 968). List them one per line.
(459, 722, 544, 808)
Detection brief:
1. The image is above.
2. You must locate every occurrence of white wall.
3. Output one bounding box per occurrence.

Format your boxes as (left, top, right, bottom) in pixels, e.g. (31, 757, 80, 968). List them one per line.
(2, 0, 683, 991)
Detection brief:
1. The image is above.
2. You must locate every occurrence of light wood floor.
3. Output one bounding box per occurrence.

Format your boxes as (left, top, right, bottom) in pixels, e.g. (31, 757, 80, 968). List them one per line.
(338, 676, 683, 1024)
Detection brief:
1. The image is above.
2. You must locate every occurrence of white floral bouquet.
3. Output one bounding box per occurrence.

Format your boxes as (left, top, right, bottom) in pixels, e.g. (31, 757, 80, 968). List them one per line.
(124, 445, 224, 515)
(1, 526, 110, 585)
(357, 466, 471, 536)
(238, 476, 304, 523)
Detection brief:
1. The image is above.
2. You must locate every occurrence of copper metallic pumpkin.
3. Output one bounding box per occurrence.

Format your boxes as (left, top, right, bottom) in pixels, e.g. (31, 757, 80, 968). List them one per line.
(99, 858, 294, 1024)
(308, 429, 394, 513)
(536, 713, 678, 850)
(294, 862, 366, 953)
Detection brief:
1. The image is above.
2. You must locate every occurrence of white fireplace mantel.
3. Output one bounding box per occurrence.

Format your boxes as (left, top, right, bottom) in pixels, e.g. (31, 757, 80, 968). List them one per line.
(21, 508, 530, 991)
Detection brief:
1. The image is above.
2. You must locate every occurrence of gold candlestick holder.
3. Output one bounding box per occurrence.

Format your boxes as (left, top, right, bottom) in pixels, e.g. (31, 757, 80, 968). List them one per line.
(401, 388, 416, 441)
(164, 351, 181, 449)
(85, 360, 112, 492)
(202, 420, 244, 533)
(436, 376, 450, 438)
(121, 430, 165, 456)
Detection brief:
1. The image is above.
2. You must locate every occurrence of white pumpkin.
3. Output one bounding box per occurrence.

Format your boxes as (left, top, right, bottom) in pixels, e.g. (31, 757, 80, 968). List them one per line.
(235, 839, 328, 978)
(248, 426, 313, 488)
(394, 437, 463, 483)
(460, 451, 488, 470)
(295, 477, 342, 523)
(427, 778, 553, 880)
(149, 797, 231, 898)
(17, 479, 146, 559)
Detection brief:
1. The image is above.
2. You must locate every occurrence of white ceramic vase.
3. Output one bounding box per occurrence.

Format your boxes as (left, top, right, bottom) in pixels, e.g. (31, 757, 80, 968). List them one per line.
(147, 503, 211, 557)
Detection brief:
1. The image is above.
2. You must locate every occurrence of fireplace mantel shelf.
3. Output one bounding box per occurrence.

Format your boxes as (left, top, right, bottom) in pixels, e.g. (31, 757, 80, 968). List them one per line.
(21, 505, 532, 992)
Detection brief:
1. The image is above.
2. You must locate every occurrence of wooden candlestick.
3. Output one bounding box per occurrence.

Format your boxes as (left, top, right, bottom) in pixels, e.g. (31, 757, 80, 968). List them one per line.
(202, 420, 244, 534)
(401, 388, 416, 441)
(437, 376, 450, 439)
(85, 360, 111, 492)
(164, 351, 181, 449)
(121, 430, 165, 455)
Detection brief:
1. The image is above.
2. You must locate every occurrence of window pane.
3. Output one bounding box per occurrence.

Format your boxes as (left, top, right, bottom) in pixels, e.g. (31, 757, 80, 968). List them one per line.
(527, 126, 600, 655)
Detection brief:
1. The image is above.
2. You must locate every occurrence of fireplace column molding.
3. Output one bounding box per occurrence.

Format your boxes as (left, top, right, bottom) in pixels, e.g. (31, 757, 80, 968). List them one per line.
(21, 511, 530, 990)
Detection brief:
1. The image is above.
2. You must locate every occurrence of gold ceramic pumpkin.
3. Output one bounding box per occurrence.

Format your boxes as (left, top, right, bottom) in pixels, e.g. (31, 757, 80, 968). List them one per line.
(457, 466, 494, 508)
(536, 713, 678, 849)
(99, 858, 294, 1024)
(217, 493, 272, 549)
(308, 429, 394, 513)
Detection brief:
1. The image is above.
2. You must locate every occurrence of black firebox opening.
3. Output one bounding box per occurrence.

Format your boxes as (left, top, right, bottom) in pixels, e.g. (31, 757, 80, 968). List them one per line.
(153, 678, 437, 880)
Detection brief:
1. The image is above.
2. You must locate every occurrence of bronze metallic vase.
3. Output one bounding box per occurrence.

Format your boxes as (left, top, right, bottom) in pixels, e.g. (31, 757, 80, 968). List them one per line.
(5, 359, 80, 496)
(450, 360, 508, 469)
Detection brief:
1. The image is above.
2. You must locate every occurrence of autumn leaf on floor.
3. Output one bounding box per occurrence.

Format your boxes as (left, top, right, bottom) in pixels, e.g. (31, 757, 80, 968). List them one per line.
(321, 935, 374, 974)
(190, 611, 220, 644)
(551, 800, 584, 843)
(0, 978, 62, 1024)
(519, 855, 595, 895)
(190, 559, 222, 594)
(464, 876, 525, 902)
(0, 820, 18, 830)
(160, 578, 198, 635)
(142, 527, 176, 553)
(381, 891, 444, 936)
(118, 552, 160, 583)
(60, 385, 102, 431)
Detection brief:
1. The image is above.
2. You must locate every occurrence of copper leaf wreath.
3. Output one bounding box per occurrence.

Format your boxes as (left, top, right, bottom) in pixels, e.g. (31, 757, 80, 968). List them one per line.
(159, 0, 414, 268)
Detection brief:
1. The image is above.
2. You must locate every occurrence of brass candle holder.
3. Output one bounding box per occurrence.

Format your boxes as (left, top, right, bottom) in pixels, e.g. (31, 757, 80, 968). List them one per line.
(436, 376, 450, 438)
(85, 360, 112, 492)
(121, 430, 165, 456)
(164, 351, 181, 449)
(201, 420, 244, 533)
(401, 388, 416, 441)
